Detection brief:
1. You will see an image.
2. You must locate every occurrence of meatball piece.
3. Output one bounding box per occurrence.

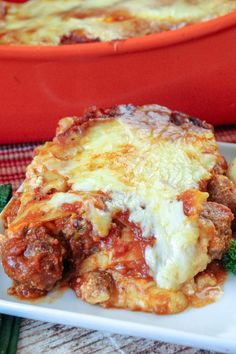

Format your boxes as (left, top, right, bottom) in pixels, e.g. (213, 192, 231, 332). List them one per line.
(201, 202, 233, 259)
(208, 175, 236, 213)
(54, 216, 94, 271)
(2, 226, 65, 298)
(73, 271, 114, 305)
(208, 175, 236, 230)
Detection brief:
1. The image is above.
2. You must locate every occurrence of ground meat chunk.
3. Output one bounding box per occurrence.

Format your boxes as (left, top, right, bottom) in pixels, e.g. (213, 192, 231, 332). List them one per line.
(208, 175, 236, 212)
(208, 175, 236, 229)
(201, 202, 234, 259)
(60, 30, 100, 44)
(74, 271, 114, 305)
(54, 216, 95, 270)
(2, 226, 66, 298)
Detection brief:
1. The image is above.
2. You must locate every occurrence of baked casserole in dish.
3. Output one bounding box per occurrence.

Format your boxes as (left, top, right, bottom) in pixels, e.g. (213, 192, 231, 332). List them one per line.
(0, 0, 235, 140)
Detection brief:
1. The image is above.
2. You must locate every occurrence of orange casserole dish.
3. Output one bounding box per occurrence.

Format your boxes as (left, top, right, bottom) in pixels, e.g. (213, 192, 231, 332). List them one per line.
(0, 1, 236, 143)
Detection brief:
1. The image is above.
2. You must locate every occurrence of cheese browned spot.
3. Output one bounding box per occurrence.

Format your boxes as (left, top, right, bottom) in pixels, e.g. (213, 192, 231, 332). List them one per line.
(0, 0, 236, 45)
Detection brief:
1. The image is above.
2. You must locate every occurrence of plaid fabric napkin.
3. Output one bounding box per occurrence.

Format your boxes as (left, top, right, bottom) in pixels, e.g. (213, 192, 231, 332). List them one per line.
(0, 142, 42, 191)
(0, 125, 236, 191)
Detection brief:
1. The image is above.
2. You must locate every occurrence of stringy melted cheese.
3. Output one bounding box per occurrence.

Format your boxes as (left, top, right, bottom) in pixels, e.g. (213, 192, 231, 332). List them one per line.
(12, 104, 222, 290)
(0, 0, 236, 45)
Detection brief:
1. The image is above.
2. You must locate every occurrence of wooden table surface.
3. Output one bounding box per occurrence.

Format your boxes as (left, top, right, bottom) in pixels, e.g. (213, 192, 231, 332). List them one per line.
(17, 319, 220, 354)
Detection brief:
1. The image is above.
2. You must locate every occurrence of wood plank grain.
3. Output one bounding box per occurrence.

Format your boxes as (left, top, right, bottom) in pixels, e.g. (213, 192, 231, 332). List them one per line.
(17, 319, 220, 354)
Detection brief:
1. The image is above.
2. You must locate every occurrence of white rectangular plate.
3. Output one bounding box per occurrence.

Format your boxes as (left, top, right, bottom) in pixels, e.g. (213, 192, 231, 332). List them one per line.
(0, 142, 236, 353)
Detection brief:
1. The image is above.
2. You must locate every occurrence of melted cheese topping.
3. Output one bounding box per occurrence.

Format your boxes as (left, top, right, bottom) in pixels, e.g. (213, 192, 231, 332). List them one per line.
(0, 0, 236, 45)
(11, 104, 223, 290)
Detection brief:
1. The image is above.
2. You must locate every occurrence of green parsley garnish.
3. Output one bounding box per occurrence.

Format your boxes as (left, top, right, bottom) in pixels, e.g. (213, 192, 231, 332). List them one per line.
(0, 184, 12, 213)
(223, 239, 236, 275)
(0, 184, 20, 354)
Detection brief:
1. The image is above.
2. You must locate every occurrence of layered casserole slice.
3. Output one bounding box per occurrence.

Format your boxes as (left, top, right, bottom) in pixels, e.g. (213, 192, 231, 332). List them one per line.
(1, 104, 235, 314)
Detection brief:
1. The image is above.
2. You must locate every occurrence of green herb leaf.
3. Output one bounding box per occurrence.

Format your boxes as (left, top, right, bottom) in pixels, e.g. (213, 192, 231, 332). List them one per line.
(0, 185, 12, 213)
(0, 185, 20, 354)
(0, 315, 14, 354)
(6, 317, 21, 354)
(223, 239, 236, 275)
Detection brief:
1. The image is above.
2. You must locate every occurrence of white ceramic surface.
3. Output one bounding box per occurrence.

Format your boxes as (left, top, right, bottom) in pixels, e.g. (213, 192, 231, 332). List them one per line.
(0, 142, 236, 353)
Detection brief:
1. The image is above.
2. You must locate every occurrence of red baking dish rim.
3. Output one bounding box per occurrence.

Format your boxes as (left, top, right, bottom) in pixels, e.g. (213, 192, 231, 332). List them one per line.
(0, 10, 236, 59)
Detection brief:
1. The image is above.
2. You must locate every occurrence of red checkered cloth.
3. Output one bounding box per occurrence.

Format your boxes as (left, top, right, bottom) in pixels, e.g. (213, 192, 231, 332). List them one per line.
(0, 126, 236, 192)
(0, 142, 42, 191)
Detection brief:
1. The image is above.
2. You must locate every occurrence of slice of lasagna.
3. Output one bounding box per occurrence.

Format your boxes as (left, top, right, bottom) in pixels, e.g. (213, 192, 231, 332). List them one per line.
(0, 0, 236, 45)
(1, 104, 235, 314)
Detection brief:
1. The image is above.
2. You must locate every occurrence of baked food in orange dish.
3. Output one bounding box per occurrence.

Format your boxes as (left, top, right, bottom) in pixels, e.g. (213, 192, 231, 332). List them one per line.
(1, 104, 235, 314)
(0, 0, 236, 45)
